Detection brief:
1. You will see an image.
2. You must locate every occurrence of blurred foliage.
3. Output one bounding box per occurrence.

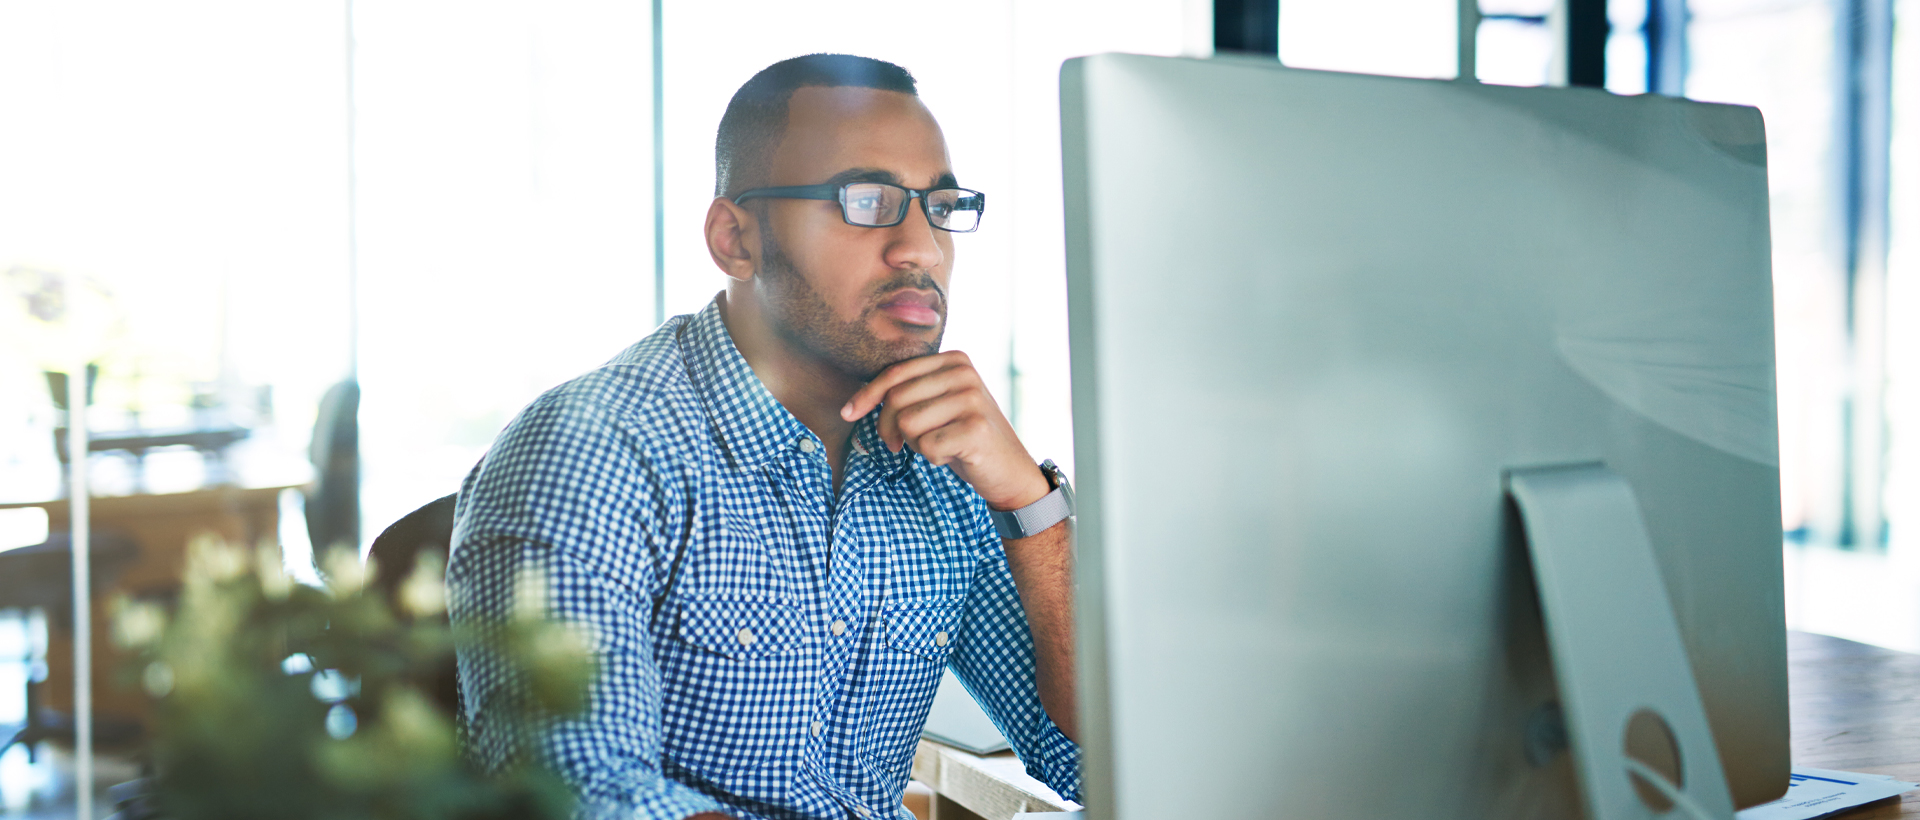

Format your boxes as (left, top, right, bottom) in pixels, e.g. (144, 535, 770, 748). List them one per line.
(113, 534, 594, 820)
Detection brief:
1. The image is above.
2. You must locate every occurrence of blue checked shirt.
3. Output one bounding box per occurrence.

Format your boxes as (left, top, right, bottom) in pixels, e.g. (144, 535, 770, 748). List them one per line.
(448, 300, 1080, 820)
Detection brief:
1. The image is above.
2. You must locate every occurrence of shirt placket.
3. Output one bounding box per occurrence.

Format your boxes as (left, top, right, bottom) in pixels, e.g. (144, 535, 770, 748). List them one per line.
(786, 429, 871, 759)
(809, 427, 901, 818)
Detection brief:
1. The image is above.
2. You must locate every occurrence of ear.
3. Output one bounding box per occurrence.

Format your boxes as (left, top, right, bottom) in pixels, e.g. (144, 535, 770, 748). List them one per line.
(705, 197, 759, 282)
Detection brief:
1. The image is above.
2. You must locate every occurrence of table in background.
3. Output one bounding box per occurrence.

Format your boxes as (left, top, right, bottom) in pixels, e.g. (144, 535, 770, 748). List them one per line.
(910, 630, 1920, 820)
(0, 486, 294, 734)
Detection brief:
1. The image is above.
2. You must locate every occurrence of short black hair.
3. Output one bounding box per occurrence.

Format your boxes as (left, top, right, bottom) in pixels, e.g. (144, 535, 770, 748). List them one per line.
(714, 54, 918, 199)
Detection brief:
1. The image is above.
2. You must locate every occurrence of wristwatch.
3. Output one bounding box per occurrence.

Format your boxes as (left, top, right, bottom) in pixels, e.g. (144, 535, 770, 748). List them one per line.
(989, 459, 1075, 540)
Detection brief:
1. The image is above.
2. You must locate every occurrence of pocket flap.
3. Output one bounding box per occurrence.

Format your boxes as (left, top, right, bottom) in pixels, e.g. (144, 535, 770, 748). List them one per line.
(884, 600, 965, 661)
(677, 597, 807, 660)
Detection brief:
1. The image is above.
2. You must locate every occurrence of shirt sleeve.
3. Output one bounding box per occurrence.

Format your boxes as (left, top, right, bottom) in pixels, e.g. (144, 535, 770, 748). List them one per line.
(943, 542, 1082, 802)
(448, 387, 725, 819)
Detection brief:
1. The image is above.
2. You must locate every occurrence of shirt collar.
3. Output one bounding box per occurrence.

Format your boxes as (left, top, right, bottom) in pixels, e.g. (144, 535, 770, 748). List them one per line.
(681, 299, 813, 471)
(849, 412, 914, 482)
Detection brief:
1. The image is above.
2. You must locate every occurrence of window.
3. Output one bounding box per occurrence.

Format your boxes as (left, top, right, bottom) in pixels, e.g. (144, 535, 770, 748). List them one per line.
(351, 2, 658, 543)
(1280, 0, 1461, 79)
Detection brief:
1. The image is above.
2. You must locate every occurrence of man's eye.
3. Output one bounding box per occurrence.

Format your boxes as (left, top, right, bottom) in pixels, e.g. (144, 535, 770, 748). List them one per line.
(928, 202, 953, 218)
(851, 195, 883, 210)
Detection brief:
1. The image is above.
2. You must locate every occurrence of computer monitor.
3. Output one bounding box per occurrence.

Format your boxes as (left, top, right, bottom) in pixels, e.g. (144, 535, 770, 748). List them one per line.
(1061, 54, 1786, 819)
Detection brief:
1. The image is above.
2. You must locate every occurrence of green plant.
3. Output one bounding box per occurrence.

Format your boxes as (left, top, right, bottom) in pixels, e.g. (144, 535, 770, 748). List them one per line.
(114, 536, 593, 820)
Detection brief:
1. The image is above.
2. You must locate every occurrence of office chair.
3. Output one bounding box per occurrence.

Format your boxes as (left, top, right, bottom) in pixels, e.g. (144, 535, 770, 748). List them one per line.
(305, 379, 360, 556)
(366, 493, 460, 717)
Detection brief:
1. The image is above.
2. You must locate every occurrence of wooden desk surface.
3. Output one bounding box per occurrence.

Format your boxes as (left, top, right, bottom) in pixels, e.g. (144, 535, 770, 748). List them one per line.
(1788, 630, 1920, 817)
(5, 485, 296, 724)
(914, 630, 1920, 819)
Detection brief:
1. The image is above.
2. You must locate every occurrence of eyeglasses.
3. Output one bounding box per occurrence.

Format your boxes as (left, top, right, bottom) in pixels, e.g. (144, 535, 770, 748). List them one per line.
(733, 181, 986, 233)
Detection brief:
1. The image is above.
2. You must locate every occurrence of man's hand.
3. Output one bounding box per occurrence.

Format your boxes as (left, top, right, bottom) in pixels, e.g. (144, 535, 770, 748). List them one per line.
(841, 351, 1049, 511)
(843, 350, 1079, 742)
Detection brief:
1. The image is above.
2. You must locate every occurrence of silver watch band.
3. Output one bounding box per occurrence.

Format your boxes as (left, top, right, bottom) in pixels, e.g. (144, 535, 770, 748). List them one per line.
(990, 461, 1075, 539)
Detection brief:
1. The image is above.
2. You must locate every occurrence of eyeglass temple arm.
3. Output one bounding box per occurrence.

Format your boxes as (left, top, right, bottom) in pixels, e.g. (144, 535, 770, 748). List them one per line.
(731, 183, 841, 204)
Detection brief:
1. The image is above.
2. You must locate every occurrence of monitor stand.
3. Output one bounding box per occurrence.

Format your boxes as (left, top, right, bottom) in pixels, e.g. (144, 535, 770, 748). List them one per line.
(1507, 464, 1736, 820)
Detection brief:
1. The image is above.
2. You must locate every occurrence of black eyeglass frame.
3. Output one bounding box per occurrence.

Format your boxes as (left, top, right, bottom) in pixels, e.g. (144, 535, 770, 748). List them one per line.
(732, 182, 987, 233)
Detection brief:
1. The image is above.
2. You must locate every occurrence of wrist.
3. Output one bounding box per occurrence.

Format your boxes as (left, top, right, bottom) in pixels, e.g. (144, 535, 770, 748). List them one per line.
(988, 460, 1075, 540)
(987, 467, 1053, 512)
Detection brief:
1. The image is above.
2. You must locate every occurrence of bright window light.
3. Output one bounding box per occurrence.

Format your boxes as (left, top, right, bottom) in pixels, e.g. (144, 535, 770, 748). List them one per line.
(1281, 0, 1460, 80)
(0, 507, 48, 552)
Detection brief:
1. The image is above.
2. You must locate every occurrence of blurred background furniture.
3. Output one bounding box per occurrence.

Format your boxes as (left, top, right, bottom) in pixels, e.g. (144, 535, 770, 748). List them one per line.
(0, 529, 142, 758)
(0, 374, 359, 765)
(54, 427, 252, 493)
(45, 367, 253, 494)
(366, 492, 457, 714)
(305, 379, 359, 556)
(0, 486, 293, 756)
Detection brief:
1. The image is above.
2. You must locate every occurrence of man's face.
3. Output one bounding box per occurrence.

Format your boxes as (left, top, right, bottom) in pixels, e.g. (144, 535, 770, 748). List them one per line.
(752, 85, 957, 381)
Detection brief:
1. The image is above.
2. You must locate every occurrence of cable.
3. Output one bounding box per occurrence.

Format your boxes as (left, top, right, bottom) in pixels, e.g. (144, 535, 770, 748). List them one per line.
(1623, 757, 1723, 820)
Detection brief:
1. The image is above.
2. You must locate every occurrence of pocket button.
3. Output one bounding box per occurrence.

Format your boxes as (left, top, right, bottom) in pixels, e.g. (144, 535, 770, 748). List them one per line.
(934, 631, 950, 647)
(736, 627, 755, 646)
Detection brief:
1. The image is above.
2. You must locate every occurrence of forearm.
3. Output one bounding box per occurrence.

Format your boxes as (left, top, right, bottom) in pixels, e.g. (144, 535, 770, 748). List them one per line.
(1002, 519, 1077, 742)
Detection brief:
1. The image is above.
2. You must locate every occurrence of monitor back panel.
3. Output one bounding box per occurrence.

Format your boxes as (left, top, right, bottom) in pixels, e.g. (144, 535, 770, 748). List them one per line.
(1061, 54, 1785, 820)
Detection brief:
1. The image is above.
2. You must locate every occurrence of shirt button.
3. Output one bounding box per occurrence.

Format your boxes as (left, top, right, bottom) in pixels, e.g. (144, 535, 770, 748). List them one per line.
(798, 437, 817, 453)
(830, 619, 847, 636)
(934, 631, 950, 647)
(811, 720, 823, 737)
(736, 628, 755, 646)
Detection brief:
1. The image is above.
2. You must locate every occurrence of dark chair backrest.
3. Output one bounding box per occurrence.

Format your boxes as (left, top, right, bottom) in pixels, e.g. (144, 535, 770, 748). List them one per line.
(366, 493, 459, 715)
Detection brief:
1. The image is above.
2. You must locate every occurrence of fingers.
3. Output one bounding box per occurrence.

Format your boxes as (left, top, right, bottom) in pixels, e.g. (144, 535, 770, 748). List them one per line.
(841, 351, 972, 422)
(876, 366, 979, 450)
(889, 393, 992, 464)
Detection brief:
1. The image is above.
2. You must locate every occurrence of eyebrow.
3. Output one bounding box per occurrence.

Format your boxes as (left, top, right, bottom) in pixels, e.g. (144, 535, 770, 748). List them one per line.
(824, 166, 961, 190)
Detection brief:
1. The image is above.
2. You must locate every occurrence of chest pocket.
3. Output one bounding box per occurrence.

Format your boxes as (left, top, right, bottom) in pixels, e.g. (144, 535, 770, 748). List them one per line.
(883, 599, 966, 662)
(675, 596, 807, 660)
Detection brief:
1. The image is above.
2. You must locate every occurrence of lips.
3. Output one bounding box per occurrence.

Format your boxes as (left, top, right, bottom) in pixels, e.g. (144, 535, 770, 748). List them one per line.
(877, 289, 942, 328)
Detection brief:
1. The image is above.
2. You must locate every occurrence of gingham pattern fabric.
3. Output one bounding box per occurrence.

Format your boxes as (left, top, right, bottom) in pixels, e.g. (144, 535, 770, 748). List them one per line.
(448, 300, 1079, 820)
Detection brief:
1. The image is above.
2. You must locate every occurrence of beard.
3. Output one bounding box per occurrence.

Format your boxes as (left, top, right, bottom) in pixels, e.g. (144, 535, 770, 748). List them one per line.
(755, 222, 946, 381)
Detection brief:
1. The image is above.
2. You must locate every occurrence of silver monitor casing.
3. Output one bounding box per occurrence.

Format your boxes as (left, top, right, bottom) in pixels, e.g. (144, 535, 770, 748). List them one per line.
(1061, 54, 1787, 819)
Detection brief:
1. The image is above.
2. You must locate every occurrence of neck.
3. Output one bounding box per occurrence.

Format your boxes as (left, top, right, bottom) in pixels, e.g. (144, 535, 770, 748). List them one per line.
(717, 288, 862, 461)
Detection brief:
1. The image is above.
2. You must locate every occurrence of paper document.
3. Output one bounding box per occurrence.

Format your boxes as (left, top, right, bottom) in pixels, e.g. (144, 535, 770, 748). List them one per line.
(1735, 767, 1917, 820)
(920, 669, 1011, 755)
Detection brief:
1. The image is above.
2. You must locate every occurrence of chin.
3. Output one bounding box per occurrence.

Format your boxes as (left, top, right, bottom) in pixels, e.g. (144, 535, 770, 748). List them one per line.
(850, 338, 943, 381)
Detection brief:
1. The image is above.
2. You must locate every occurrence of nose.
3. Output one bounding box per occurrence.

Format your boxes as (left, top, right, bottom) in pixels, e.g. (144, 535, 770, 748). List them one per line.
(882, 196, 946, 272)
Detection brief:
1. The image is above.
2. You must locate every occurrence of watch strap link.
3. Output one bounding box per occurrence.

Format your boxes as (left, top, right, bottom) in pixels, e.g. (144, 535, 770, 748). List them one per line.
(990, 464, 1074, 540)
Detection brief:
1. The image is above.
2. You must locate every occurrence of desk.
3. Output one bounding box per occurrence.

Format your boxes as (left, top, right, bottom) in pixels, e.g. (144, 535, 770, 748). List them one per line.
(0, 486, 294, 730)
(911, 630, 1920, 819)
(912, 739, 1077, 820)
(1787, 630, 1920, 816)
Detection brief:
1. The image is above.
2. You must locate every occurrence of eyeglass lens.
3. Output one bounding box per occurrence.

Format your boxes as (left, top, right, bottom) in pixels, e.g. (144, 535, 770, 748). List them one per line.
(841, 183, 982, 232)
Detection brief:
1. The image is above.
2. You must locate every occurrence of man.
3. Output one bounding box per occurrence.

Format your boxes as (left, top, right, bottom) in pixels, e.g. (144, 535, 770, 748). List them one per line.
(449, 54, 1079, 820)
